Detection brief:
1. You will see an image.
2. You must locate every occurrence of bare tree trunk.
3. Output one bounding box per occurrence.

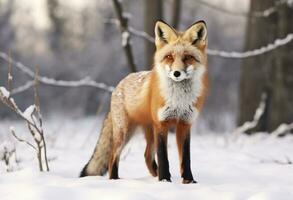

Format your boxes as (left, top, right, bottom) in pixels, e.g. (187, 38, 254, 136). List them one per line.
(144, 0, 163, 69)
(171, 0, 181, 29)
(46, 0, 65, 53)
(0, 0, 15, 51)
(269, 4, 293, 131)
(0, 0, 15, 108)
(238, 0, 293, 132)
(112, 0, 137, 72)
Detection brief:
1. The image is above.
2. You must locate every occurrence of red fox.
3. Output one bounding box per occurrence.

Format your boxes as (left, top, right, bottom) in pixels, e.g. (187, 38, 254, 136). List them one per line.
(80, 20, 208, 183)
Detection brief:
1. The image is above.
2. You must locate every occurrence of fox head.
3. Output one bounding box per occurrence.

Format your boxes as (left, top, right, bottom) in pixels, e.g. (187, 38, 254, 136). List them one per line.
(154, 20, 207, 82)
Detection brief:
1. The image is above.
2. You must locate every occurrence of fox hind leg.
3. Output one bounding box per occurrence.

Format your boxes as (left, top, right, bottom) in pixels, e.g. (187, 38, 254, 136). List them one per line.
(108, 137, 123, 179)
(109, 121, 132, 179)
(108, 104, 131, 179)
(109, 123, 135, 179)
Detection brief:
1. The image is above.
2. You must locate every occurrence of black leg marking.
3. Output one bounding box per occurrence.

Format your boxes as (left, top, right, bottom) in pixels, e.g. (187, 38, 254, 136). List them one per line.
(79, 163, 88, 177)
(152, 160, 158, 173)
(110, 160, 119, 179)
(157, 134, 171, 181)
(181, 135, 196, 183)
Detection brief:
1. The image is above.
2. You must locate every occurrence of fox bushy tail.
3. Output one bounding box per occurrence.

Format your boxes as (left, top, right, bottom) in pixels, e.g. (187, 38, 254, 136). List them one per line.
(80, 112, 113, 177)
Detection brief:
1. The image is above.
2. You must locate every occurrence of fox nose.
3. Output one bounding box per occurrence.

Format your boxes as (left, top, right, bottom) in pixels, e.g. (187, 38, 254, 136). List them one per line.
(173, 71, 181, 77)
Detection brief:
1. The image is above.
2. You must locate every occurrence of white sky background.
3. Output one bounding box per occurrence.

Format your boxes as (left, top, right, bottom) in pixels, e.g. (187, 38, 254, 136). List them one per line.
(2, 0, 250, 31)
(213, 0, 250, 13)
(3, 0, 100, 30)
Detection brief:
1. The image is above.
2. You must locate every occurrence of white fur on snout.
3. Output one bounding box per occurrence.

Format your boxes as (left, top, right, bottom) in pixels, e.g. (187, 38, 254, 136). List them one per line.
(169, 70, 187, 82)
(164, 65, 187, 82)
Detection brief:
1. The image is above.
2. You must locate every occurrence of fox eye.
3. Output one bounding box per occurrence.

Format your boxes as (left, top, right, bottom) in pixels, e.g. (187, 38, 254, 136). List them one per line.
(183, 55, 199, 63)
(164, 54, 173, 62)
(184, 55, 195, 62)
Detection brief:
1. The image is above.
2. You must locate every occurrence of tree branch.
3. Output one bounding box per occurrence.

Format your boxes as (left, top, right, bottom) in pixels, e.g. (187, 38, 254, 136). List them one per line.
(233, 93, 267, 134)
(0, 52, 114, 94)
(271, 122, 293, 137)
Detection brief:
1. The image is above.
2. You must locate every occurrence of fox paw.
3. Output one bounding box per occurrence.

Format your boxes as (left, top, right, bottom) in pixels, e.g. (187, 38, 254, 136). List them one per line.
(160, 178, 171, 182)
(182, 179, 197, 184)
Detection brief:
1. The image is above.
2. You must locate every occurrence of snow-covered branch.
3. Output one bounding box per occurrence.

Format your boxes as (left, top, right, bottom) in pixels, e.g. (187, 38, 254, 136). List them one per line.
(104, 21, 293, 59)
(11, 81, 34, 95)
(233, 93, 267, 134)
(207, 33, 293, 58)
(0, 52, 114, 94)
(103, 18, 155, 43)
(271, 122, 293, 137)
(128, 26, 155, 43)
(194, 0, 292, 18)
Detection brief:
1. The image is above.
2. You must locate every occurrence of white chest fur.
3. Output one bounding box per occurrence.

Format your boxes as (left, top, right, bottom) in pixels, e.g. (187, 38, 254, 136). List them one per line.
(156, 65, 205, 123)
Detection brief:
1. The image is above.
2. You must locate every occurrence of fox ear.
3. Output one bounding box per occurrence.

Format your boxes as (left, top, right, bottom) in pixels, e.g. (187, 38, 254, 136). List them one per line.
(183, 20, 207, 47)
(155, 20, 177, 48)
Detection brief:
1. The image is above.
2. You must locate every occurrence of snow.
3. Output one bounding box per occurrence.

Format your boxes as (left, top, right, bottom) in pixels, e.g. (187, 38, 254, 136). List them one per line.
(1, 116, 293, 200)
(22, 105, 36, 123)
(121, 31, 130, 47)
(8, 74, 13, 81)
(0, 86, 10, 98)
(9, 126, 16, 135)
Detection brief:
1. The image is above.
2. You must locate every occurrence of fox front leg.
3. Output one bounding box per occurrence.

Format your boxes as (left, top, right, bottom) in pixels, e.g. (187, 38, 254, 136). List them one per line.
(176, 122, 196, 184)
(154, 124, 171, 182)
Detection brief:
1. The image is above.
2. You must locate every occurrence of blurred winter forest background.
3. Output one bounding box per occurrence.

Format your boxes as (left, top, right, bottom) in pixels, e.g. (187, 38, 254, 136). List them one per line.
(0, 0, 292, 134)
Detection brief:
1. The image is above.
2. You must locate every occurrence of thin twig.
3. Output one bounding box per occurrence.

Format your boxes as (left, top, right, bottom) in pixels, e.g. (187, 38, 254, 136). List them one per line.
(33, 65, 49, 171)
(10, 128, 37, 150)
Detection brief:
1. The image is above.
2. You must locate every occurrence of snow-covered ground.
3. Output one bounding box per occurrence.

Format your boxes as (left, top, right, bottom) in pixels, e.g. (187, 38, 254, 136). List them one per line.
(1, 116, 293, 200)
